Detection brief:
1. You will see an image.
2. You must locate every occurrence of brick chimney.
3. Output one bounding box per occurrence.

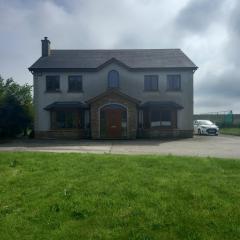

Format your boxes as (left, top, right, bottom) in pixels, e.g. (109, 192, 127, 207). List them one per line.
(41, 37, 51, 57)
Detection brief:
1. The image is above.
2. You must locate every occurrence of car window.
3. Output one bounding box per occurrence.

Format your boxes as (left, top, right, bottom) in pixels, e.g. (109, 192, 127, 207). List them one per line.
(198, 120, 213, 125)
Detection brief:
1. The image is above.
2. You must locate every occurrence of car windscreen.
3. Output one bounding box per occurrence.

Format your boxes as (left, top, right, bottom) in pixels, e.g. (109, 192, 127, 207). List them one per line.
(198, 120, 213, 125)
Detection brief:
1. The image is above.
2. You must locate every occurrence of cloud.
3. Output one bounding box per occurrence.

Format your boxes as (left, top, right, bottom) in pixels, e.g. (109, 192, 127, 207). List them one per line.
(0, 0, 239, 113)
(175, 0, 226, 33)
(174, 0, 240, 113)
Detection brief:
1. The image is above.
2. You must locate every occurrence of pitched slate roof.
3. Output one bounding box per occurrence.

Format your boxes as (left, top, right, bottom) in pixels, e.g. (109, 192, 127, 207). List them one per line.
(29, 49, 197, 71)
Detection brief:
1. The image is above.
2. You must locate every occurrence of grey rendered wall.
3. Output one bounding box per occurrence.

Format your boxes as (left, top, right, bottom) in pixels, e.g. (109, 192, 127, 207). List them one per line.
(34, 62, 194, 131)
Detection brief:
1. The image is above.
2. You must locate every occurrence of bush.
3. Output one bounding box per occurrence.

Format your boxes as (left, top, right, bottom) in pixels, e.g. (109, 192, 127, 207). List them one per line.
(0, 76, 33, 138)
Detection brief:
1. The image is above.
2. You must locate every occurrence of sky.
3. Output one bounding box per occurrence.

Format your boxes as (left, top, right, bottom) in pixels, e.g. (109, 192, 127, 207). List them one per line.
(0, 0, 239, 114)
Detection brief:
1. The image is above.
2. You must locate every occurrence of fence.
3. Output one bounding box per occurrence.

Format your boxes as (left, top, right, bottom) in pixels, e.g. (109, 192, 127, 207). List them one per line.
(194, 111, 240, 127)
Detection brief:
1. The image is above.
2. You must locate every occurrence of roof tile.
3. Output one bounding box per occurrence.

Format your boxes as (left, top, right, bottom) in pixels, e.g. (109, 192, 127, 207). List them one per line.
(29, 49, 197, 70)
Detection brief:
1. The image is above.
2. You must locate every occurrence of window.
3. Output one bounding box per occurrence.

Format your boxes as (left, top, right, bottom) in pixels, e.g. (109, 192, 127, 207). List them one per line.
(68, 76, 82, 92)
(150, 110, 171, 127)
(144, 75, 158, 91)
(51, 110, 81, 129)
(167, 75, 181, 91)
(151, 109, 163, 127)
(108, 70, 119, 88)
(161, 111, 172, 126)
(56, 111, 77, 129)
(46, 75, 60, 92)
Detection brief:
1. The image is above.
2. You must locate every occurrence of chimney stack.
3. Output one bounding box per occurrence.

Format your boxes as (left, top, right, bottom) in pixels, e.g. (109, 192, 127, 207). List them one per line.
(41, 37, 51, 57)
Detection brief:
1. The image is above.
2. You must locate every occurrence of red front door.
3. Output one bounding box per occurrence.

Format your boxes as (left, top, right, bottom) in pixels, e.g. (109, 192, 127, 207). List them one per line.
(106, 109, 122, 138)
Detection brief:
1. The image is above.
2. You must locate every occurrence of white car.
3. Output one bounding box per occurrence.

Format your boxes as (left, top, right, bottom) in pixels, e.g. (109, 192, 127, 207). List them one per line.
(193, 120, 219, 136)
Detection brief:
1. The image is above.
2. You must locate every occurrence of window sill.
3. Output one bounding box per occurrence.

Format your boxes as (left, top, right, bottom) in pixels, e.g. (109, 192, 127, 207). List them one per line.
(68, 91, 84, 93)
(108, 87, 120, 90)
(143, 90, 159, 92)
(45, 90, 62, 93)
(166, 89, 182, 92)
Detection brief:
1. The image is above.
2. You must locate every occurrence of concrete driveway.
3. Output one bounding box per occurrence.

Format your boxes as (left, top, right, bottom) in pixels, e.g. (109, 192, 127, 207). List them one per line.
(0, 135, 240, 159)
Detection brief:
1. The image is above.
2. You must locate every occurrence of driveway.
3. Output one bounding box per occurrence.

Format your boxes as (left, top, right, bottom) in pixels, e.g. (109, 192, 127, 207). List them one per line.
(0, 135, 240, 159)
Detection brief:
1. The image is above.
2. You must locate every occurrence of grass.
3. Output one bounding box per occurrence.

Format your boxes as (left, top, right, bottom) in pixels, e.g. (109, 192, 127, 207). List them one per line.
(220, 127, 240, 136)
(0, 152, 240, 240)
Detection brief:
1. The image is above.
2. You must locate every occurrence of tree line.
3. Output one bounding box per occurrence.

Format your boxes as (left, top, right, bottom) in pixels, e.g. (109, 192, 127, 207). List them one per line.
(0, 75, 33, 138)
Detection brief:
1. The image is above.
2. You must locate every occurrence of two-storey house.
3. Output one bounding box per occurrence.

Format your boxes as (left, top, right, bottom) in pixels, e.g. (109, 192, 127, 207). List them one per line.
(29, 37, 198, 139)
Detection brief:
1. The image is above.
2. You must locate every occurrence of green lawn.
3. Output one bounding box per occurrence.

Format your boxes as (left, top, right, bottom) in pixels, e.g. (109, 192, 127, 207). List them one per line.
(220, 128, 240, 136)
(1, 152, 240, 240)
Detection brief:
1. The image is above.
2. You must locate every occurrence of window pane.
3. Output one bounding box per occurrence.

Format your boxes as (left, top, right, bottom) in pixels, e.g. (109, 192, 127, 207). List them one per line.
(167, 75, 181, 90)
(55, 111, 79, 129)
(46, 76, 60, 91)
(56, 111, 65, 128)
(151, 110, 160, 121)
(108, 70, 119, 88)
(150, 110, 172, 127)
(150, 109, 160, 127)
(151, 78, 158, 90)
(144, 75, 158, 91)
(121, 111, 127, 137)
(143, 109, 150, 128)
(161, 111, 171, 126)
(161, 111, 171, 121)
(66, 112, 78, 128)
(144, 77, 151, 90)
(68, 76, 82, 92)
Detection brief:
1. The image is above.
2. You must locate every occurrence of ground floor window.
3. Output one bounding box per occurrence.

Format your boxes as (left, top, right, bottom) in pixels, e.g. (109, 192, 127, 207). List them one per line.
(143, 109, 177, 128)
(50, 110, 84, 129)
(151, 110, 171, 127)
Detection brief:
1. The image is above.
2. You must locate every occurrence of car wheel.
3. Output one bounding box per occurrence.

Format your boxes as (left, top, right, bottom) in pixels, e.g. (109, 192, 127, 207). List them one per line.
(198, 129, 201, 135)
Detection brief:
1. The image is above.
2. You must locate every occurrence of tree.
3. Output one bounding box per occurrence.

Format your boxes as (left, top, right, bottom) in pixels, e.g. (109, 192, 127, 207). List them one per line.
(0, 75, 33, 138)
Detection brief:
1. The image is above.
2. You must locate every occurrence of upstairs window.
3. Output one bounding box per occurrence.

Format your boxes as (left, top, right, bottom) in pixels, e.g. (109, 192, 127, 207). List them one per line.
(144, 75, 158, 91)
(108, 70, 119, 88)
(46, 75, 60, 92)
(68, 76, 82, 92)
(167, 75, 181, 91)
